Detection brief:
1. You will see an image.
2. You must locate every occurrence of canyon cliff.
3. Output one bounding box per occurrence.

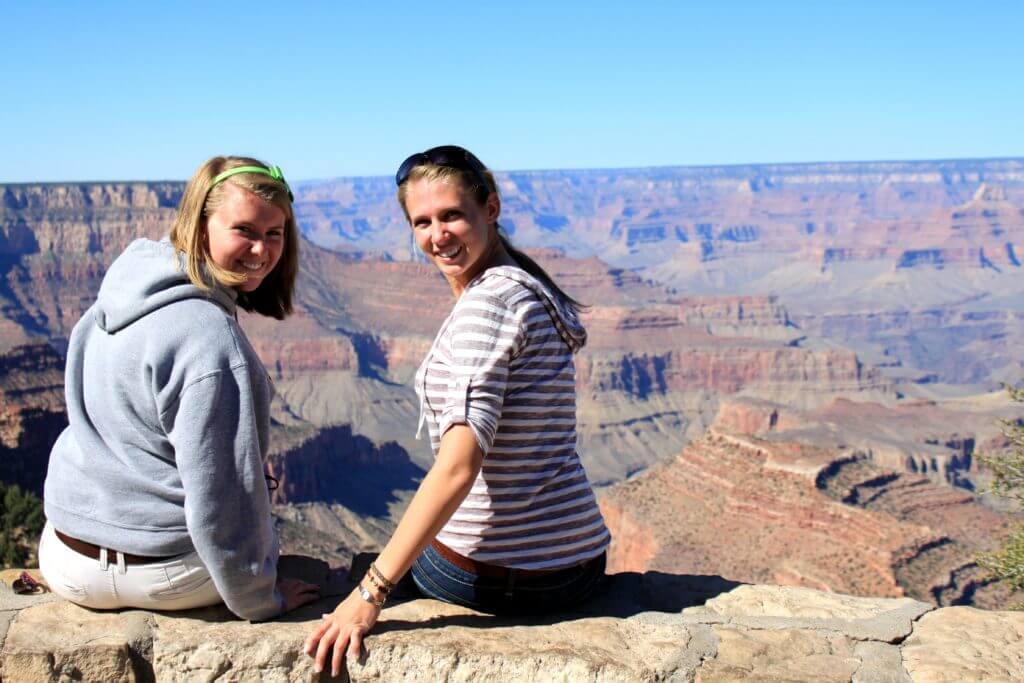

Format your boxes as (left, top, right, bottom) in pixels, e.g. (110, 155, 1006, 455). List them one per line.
(297, 159, 1024, 390)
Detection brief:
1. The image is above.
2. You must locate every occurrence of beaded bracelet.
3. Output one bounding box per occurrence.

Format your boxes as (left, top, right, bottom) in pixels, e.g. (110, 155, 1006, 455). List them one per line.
(368, 562, 397, 593)
(365, 569, 390, 595)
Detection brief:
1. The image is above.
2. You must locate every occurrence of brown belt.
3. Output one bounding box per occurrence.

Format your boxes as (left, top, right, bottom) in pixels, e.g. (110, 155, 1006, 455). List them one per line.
(430, 539, 564, 579)
(55, 530, 177, 566)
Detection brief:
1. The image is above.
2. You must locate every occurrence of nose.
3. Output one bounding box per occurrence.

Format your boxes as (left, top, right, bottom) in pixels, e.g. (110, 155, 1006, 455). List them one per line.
(430, 221, 449, 244)
(250, 238, 266, 255)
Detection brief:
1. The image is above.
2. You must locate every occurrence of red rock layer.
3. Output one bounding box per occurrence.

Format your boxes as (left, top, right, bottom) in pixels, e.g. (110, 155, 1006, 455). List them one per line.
(600, 433, 928, 597)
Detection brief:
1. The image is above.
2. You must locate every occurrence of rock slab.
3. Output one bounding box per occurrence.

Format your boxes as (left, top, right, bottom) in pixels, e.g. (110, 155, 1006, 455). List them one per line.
(1, 581, 1021, 682)
(902, 606, 1024, 683)
(2, 601, 154, 682)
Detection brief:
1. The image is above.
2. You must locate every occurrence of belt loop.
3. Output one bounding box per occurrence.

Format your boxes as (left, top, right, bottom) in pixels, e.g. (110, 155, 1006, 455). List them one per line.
(116, 551, 127, 575)
(99, 547, 109, 571)
(504, 568, 517, 599)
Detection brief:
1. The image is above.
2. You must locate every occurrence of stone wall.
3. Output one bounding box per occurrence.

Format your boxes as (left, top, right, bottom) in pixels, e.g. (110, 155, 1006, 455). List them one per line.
(2, 564, 1021, 682)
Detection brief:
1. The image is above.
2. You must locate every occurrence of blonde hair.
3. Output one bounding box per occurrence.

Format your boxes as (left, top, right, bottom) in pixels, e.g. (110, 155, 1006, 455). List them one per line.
(397, 160, 585, 313)
(169, 156, 298, 319)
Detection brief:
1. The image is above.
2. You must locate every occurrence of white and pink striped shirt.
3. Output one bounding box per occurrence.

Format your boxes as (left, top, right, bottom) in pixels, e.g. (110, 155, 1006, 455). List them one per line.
(415, 265, 610, 570)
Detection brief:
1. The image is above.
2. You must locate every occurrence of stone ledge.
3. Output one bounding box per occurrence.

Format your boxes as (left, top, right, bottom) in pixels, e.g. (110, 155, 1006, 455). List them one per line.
(1, 571, 1021, 682)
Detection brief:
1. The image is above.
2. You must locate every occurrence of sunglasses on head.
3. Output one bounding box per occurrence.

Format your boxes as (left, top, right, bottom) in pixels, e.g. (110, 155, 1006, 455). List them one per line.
(395, 145, 492, 191)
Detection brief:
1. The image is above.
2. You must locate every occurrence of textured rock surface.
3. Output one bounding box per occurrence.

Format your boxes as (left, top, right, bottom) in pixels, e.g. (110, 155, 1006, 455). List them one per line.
(852, 642, 912, 683)
(684, 585, 932, 643)
(2, 578, 1021, 682)
(698, 628, 860, 682)
(154, 611, 314, 682)
(3, 601, 153, 682)
(901, 607, 1024, 682)
(152, 603, 711, 682)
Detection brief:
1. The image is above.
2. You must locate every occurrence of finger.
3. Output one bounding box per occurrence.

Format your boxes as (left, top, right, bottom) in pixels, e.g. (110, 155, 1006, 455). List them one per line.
(331, 629, 351, 678)
(314, 623, 339, 673)
(349, 627, 366, 664)
(304, 619, 330, 655)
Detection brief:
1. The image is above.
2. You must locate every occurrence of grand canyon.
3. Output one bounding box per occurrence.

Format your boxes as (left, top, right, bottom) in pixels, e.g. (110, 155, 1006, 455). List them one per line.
(1, 157, 1021, 608)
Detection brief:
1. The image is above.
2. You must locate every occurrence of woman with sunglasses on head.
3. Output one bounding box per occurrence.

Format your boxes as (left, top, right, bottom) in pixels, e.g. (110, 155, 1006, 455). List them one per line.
(305, 145, 610, 676)
(40, 157, 319, 621)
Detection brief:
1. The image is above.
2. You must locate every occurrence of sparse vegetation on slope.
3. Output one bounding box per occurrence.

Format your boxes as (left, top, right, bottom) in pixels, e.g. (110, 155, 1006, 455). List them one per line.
(0, 481, 44, 568)
(978, 385, 1024, 607)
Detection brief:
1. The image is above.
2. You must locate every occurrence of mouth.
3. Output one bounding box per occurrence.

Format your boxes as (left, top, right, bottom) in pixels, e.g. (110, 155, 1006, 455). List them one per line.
(239, 261, 265, 272)
(434, 245, 463, 259)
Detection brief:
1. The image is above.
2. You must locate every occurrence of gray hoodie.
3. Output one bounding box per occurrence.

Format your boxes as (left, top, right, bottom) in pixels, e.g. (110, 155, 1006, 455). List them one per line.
(44, 238, 284, 621)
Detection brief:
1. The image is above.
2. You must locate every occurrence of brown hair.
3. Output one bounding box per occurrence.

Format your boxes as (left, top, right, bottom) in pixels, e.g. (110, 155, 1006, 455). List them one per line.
(169, 156, 298, 319)
(396, 161, 586, 313)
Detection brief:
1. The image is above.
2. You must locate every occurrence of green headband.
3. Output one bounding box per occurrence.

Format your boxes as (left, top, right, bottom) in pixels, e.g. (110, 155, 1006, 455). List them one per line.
(209, 164, 294, 202)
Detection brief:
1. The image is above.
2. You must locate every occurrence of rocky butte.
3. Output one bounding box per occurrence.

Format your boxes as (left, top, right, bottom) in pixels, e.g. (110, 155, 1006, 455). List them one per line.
(0, 159, 1022, 678)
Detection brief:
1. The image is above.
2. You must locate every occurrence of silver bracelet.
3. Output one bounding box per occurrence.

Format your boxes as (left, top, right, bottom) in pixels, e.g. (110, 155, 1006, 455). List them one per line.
(356, 583, 385, 608)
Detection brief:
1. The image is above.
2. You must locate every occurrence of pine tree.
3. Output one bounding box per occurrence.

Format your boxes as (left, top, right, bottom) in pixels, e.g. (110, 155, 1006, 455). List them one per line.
(978, 385, 1024, 607)
(0, 482, 45, 568)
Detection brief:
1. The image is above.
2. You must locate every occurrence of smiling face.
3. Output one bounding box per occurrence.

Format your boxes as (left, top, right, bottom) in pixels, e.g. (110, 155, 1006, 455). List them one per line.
(404, 177, 502, 296)
(204, 183, 287, 292)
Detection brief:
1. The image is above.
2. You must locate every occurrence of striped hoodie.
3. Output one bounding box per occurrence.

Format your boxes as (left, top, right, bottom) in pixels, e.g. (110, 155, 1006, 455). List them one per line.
(415, 265, 610, 570)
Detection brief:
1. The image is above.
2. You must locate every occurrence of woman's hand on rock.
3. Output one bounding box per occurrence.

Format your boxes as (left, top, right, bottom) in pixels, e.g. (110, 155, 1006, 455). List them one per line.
(303, 588, 381, 677)
(278, 578, 320, 613)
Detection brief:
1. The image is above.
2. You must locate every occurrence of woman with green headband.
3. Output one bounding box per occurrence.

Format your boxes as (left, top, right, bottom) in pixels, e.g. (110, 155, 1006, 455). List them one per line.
(40, 156, 319, 621)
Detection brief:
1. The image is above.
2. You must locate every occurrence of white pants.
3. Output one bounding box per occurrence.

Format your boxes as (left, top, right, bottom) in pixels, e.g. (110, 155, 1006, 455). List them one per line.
(38, 521, 223, 611)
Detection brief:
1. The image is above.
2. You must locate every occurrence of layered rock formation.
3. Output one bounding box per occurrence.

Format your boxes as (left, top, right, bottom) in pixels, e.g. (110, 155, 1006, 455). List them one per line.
(0, 343, 66, 495)
(600, 427, 1018, 608)
(293, 160, 1024, 263)
(295, 159, 1024, 389)
(602, 433, 929, 596)
(4, 176, 883, 490)
(2, 568, 1021, 682)
(713, 393, 1018, 488)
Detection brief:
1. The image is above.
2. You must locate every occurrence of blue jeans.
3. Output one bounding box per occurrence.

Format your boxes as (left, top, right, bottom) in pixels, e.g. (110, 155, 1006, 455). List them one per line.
(411, 544, 606, 615)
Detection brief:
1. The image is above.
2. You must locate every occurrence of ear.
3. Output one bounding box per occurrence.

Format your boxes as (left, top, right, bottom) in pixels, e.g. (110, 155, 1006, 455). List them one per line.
(486, 192, 501, 224)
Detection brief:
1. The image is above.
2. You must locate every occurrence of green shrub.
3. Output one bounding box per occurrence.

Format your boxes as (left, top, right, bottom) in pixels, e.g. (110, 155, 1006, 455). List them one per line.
(978, 385, 1024, 607)
(0, 482, 45, 568)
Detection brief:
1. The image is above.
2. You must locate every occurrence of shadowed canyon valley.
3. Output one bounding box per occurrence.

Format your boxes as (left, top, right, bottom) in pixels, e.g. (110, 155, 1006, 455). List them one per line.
(1, 158, 1022, 609)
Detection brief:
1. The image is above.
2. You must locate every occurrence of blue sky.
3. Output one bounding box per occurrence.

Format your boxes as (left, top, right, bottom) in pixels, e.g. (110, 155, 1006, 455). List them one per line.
(3, 1, 1022, 182)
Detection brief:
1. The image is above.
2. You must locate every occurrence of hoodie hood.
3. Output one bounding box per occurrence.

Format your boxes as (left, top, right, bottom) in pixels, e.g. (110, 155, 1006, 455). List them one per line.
(473, 265, 587, 352)
(94, 238, 237, 333)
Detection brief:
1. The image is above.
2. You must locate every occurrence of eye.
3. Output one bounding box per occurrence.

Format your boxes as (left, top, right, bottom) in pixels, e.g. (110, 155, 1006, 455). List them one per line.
(267, 228, 285, 240)
(442, 210, 462, 222)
